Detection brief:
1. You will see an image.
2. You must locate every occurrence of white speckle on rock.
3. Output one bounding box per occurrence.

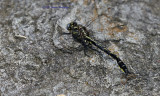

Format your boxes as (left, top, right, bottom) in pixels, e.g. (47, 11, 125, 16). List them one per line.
(0, 69, 5, 72)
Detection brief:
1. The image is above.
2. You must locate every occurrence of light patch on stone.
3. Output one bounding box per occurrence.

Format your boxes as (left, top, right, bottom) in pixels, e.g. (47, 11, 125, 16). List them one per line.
(78, 0, 83, 5)
(57, 7, 78, 31)
(126, 32, 145, 44)
(89, 56, 100, 66)
(105, 60, 117, 71)
(152, 42, 159, 55)
(53, 82, 64, 93)
(57, 94, 65, 96)
(108, 43, 121, 57)
(15, 34, 27, 39)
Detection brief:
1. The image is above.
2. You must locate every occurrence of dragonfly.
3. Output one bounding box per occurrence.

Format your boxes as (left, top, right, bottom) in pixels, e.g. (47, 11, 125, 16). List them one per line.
(64, 21, 135, 78)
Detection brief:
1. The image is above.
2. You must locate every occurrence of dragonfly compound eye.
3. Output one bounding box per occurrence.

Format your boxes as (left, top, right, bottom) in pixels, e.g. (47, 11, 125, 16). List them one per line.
(67, 23, 71, 30)
(67, 22, 78, 31)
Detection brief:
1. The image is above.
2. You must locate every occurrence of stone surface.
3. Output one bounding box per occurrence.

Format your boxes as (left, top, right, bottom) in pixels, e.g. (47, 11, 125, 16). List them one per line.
(0, 0, 160, 96)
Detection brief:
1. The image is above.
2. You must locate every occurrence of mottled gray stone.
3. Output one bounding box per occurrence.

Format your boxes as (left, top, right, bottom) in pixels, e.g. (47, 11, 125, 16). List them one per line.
(0, 0, 160, 96)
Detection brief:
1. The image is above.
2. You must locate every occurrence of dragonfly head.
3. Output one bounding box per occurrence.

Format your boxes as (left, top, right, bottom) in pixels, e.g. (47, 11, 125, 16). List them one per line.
(66, 22, 78, 31)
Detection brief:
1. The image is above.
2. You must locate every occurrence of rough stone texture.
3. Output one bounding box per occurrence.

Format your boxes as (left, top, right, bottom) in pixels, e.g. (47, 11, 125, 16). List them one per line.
(0, 0, 160, 96)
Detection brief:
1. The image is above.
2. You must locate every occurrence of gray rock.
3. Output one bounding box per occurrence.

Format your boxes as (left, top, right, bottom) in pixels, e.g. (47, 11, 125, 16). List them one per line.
(0, 0, 160, 96)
